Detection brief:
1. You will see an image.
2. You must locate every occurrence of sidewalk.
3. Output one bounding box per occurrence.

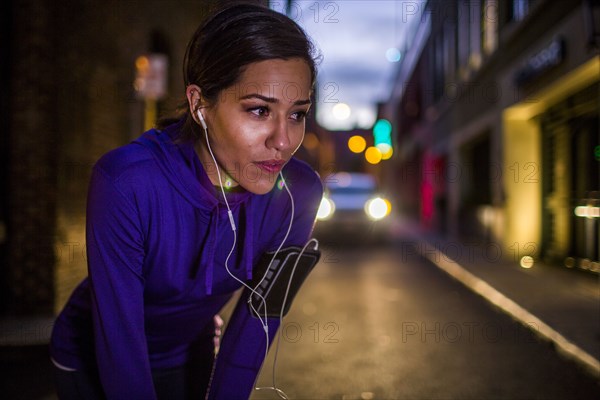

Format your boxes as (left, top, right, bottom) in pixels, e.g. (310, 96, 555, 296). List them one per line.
(390, 219, 600, 378)
(0, 315, 56, 399)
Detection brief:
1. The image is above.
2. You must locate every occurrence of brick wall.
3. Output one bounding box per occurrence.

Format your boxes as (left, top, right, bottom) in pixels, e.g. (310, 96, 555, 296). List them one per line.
(0, 0, 13, 313)
(7, 0, 58, 315)
(5, 0, 246, 315)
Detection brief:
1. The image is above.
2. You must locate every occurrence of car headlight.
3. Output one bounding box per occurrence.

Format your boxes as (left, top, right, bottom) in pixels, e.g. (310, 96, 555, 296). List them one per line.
(317, 197, 335, 220)
(365, 197, 391, 220)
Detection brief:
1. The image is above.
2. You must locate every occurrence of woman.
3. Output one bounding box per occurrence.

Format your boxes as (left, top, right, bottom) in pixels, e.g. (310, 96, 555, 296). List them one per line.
(49, 3, 323, 399)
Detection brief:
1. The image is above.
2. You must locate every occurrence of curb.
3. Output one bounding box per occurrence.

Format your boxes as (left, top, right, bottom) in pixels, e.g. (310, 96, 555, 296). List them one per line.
(415, 238, 600, 378)
(0, 316, 54, 346)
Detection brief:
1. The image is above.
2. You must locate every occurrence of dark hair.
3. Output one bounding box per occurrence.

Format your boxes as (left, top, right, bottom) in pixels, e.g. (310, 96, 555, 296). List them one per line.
(160, 2, 321, 142)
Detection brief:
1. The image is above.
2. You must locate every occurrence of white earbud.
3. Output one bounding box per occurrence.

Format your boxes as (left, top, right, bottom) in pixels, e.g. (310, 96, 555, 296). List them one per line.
(197, 108, 207, 131)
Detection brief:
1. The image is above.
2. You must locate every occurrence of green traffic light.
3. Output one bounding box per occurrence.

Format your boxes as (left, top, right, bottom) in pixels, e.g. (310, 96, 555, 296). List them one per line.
(373, 119, 392, 146)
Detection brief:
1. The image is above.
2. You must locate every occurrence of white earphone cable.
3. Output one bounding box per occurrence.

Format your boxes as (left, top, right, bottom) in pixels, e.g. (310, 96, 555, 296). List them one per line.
(199, 110, 316, 399)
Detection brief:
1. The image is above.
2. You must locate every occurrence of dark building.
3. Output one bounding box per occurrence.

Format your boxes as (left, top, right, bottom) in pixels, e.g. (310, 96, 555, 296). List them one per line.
(384, 0, 600, 272)
(0, 0, 270, 318)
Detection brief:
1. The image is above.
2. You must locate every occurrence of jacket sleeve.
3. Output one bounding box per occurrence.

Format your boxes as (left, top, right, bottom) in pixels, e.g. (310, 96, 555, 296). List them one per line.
(206, 170, 323, 399)
(205, 295, 279, 400)
(86, 167, 156, 400)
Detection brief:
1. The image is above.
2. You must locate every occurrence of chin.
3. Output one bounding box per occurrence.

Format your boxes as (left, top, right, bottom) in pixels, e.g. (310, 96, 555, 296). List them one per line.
(242, 179, 277, 195)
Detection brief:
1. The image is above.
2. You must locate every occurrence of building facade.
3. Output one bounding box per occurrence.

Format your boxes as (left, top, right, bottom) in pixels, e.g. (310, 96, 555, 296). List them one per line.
(385, 0, 599, 272)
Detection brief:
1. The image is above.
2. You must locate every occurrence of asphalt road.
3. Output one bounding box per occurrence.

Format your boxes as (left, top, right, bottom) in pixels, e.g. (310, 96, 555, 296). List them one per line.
(2, 241, 598, 399)
(251, 241, 599, 400)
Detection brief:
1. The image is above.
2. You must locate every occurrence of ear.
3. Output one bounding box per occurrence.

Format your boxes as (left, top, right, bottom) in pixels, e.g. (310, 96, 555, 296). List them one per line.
(185, 84, 203, 123)
(185, 84, 202, 111)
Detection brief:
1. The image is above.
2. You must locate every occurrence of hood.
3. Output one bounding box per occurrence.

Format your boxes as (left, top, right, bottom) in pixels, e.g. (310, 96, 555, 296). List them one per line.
(133, 119, 255, 295)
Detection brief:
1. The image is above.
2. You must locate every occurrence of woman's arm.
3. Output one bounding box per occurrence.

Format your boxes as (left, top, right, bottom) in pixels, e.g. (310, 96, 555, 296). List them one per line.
(206, 295, 280, 399)
(86, 166, 157, 400)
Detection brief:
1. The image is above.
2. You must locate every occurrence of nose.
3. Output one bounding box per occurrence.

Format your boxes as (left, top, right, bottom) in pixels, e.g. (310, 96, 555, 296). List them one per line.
(266, 116, 291, 152)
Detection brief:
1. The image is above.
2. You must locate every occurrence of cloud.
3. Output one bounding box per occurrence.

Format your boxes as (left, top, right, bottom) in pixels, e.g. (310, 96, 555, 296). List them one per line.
(318, 60, 397, 105)
(283, 0, 425, 129)
(320, 63, 385, 84)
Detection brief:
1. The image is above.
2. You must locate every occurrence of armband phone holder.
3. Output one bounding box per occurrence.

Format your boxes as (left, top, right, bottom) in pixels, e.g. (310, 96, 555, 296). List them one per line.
(247, 245, 321, 318)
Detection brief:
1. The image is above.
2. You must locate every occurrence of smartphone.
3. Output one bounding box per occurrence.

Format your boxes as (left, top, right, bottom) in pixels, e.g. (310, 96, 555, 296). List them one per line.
(246, 245, 321, 318)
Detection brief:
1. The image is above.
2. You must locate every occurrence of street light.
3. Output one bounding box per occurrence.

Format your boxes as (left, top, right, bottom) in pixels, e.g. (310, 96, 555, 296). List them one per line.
(332, 103, 351, 120)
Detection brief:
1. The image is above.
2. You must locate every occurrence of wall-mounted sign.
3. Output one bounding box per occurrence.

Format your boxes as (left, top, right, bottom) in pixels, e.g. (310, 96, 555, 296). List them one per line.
(134, 53, 169, 100)
(514, 38, 565, 87)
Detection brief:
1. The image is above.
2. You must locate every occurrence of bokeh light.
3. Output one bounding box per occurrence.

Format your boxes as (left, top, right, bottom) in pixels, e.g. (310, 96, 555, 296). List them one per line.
(365, 146, 382, 164)
(365, 197, 392, 220)
(520, 256, 534, 269)
(332, 103, 351, 120)
(335, 172, 352, 187)
(135, 55, 149, 71)
(376, 143, 393, 160)
(386, 47, 401, 63)
(303, 132, 319, 151)
(348, 135, 367, 153)
(316, 197, 335, 220)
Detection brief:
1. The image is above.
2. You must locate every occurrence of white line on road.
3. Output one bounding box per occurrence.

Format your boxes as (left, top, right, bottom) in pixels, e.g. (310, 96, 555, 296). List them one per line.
(419, 240, 600, 377)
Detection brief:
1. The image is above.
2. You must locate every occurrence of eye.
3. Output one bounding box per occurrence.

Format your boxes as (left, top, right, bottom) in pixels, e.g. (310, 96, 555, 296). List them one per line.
(290, 110, 308, 122)
(248, 106, 269, 117)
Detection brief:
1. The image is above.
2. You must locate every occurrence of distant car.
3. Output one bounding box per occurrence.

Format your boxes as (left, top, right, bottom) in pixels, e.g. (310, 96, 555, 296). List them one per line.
(314, 172, 392, 243)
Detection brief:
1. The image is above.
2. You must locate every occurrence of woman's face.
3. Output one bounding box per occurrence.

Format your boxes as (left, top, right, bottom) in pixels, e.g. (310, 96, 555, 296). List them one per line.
(188, 58, 312, 195)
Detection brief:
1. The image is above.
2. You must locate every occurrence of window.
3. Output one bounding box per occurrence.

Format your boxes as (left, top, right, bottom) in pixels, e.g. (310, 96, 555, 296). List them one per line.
(513, 0, 530, 21)
(444, 22, 456, 84)
(458, 0, 470, 69)
(433, 32, 445, 101)
(468, 0, 482, 69)
(457, 0, 484, 77)
(507, 0, 530, 22)
(483, 0, 498, 54)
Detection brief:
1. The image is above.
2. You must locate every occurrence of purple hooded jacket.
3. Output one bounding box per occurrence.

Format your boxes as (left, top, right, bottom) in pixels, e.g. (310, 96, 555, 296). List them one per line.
(49, 120, 323, 399)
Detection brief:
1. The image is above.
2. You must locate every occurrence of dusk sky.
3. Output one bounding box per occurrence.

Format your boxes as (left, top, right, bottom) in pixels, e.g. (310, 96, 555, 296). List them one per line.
(271, 0, 427, 130)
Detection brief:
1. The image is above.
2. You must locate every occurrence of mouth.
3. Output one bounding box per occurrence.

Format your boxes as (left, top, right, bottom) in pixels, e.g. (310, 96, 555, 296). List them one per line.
(254, 159, 286, 174)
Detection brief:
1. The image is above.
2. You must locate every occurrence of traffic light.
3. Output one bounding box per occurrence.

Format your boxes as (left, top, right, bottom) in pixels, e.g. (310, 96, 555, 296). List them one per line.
(373, 119, 392, 145)
(373, 119, 393, 160)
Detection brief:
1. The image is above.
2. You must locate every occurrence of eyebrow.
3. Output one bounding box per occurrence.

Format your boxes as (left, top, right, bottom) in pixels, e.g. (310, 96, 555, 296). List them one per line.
(239, 93, 312, 106)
